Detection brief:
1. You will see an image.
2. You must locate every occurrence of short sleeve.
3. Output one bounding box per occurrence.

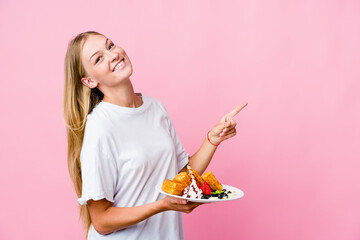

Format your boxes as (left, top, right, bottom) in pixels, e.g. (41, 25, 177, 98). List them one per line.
(77, 119, 117, 205)
(159, 103, 189, 171)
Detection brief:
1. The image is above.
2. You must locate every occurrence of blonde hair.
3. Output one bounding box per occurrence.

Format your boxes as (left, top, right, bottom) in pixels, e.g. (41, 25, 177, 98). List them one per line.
(63, 31, 104, 237)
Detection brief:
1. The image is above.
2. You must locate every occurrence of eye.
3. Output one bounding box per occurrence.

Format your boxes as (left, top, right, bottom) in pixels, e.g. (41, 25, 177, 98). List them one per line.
(95, 56, 102, 64)
(108, 42, 114, 50)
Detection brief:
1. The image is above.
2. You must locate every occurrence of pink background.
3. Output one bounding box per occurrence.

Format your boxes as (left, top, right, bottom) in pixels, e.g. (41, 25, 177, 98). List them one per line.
(1, 0, 359, 239)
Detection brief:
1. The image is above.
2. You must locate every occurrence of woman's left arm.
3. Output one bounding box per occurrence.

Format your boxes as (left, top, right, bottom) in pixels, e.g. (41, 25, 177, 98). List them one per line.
(181, 102, 248, 175)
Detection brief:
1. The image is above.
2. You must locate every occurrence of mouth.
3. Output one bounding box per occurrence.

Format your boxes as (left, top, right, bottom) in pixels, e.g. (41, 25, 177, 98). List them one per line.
(113, 58, 125, 72)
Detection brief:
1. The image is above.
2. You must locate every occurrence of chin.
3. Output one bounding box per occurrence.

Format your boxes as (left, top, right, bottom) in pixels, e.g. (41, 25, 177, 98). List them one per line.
(127, 66, 133, 76)
(123, 67, 133, 79)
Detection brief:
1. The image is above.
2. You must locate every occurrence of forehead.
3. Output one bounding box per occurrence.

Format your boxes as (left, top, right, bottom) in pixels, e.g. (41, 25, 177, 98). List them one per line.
(81, 34, 107, 60)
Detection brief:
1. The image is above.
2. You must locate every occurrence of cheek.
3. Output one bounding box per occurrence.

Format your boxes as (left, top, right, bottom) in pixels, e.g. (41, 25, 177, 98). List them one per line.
(96, 66, 115, 84)
(92, 65, 109, 78)
(83, 62, 101, 78)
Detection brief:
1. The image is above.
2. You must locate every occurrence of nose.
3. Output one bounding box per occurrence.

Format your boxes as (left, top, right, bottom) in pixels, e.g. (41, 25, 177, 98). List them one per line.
(105, 50, 118, 62)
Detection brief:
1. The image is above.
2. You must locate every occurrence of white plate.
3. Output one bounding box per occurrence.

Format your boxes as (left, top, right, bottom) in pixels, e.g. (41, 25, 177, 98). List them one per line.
(156, 183, 244, 203)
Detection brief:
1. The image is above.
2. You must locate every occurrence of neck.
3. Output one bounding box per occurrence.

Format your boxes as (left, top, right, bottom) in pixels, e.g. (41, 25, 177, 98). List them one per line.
(102, 79, 142, 108)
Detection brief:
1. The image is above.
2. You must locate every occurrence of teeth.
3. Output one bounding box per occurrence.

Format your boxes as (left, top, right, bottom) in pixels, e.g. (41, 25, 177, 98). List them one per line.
(114, 60, 124, 71)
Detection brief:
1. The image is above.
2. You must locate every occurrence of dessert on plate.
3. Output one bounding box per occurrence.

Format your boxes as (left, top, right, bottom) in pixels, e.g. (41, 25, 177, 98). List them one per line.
(161, 165, 236, 200)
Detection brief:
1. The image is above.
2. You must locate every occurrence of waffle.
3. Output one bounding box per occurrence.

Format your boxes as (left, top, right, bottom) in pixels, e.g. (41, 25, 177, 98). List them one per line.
(161, 179, 188, 195)
(202, 171, 223, 191)
(173, 172, 191, 186)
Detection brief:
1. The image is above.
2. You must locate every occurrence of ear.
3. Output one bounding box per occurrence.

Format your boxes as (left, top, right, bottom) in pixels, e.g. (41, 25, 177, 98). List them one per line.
(81, 77, 98, 89)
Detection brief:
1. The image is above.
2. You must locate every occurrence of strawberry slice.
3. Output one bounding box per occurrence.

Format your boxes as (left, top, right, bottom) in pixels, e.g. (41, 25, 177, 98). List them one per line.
(201, 182, 212, 195)
(196, 182, 201, 188)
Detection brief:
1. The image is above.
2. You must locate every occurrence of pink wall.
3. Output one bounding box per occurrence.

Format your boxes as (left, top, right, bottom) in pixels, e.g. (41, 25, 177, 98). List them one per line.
(1, 1, 359, 239)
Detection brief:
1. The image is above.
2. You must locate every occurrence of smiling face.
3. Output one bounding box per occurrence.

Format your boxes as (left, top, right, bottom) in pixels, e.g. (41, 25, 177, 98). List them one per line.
(81, 34, 133, 92)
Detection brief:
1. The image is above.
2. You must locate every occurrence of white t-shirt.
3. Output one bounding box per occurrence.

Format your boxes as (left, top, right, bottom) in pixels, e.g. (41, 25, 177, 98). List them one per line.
(78, 95, 189, 240)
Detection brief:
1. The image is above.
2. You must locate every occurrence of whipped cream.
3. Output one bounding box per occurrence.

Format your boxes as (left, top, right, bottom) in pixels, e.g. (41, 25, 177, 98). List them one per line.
(182, 179, 203, 199)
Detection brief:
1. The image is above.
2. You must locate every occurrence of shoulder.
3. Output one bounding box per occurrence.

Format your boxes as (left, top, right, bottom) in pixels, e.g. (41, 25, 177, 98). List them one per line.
(84, 103, 114, 139)
(143, 95, 168, 114)
(82, 111, 116, 160)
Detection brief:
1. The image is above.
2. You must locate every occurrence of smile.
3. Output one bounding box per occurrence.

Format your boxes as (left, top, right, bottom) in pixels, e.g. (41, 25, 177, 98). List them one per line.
(113, 58, 125, 72)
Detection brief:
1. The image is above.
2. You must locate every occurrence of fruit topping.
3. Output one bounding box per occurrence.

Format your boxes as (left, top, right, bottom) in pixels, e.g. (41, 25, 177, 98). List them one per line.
(211, 190, 224, 195)
(200, 182, 212, 195)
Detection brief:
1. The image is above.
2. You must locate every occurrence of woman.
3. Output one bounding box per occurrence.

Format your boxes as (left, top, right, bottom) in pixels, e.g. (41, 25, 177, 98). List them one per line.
(63, 31, 247, 239)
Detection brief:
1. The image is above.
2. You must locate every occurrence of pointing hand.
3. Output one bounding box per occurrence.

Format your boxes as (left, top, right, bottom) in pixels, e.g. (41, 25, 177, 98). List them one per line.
(208, 102, 248, 146)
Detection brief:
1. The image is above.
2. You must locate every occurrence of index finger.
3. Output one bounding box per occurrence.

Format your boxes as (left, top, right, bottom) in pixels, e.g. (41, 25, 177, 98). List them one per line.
(227, 102, 248, 118)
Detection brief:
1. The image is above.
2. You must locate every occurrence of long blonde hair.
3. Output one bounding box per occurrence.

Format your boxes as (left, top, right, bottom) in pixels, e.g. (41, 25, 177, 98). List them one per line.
(63, 31, 104, 237)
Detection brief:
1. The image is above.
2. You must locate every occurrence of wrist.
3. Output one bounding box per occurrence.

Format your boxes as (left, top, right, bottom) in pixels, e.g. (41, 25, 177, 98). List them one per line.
(207, 131, 220, 146)
(154, 198, 167, 213)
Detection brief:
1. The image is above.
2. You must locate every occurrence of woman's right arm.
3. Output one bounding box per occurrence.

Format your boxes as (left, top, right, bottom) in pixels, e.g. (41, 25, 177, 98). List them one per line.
(87, 197, 202, 235)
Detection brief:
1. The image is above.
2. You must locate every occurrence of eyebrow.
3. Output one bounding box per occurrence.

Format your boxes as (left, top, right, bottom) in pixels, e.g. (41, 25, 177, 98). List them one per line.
(90, 38, 109, 61)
